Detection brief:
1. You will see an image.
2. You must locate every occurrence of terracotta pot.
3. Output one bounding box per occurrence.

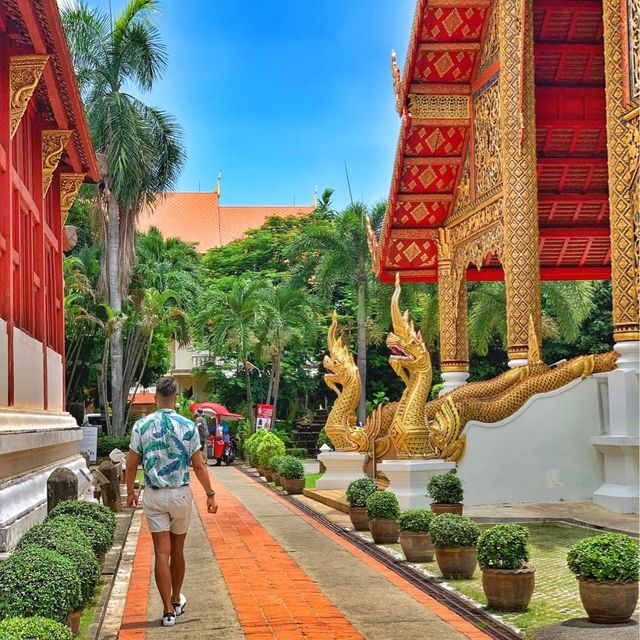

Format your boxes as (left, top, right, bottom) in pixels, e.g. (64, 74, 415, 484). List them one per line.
(430, 503, 463, 515)
(435, 546, 477, 579)
(482, 567, 535, 611)
(368, 518, 400, 544)
(67, 608, 82, 635)
(349, 507, 369, 531)
(264, 469, 273, 482)
(399, 531, 435, 562)
(578, 577, 639, 624)
(283, 477, 305, 495)
(272, 473, 281, 486)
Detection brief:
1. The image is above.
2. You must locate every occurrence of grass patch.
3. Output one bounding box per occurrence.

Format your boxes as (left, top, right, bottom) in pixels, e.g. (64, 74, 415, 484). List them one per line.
(304, 472, 323, 489)
(79, 578, 103, 639)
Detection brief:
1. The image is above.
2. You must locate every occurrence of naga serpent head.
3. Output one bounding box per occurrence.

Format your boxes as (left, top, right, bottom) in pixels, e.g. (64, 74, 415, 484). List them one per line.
(323, 311, 359, 394)
(386, 273, 431, 383)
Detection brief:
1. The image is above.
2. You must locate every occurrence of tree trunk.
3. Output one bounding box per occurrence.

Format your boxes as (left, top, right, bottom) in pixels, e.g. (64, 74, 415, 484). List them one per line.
(107, 191, 124, 436)
(356, 265, 367, 424)
(271, 351, 282, 425)
(245, 368, 256, 429)
(124, 328, 154, 428)
(266, 360, 275, 405)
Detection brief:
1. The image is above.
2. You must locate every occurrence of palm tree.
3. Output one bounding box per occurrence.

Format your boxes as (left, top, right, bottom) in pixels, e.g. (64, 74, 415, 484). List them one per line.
(62, 0, 185, 434)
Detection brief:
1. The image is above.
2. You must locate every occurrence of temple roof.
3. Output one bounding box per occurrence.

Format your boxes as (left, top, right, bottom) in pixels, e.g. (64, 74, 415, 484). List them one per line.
(138, 192, 314, 252)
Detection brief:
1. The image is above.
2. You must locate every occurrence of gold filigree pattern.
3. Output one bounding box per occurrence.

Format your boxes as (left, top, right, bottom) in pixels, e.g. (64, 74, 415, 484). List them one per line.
(478, 0, 499, 73)
(60, 173, 85, 225)
(10, 55, 49, 138)
(448, 197, 503, 246)
(42, 130, 72, 197)
(630, 0, 639, 100)
(603, 0, 640, 341)
(392, 50, 404, 114)
(473, 80, 501, 195)
(453, 150, 471, 213)
(408, 94, 470, 119)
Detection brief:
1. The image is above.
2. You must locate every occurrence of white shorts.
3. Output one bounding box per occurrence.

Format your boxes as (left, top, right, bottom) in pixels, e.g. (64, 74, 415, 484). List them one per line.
(143, 485, 192, 534)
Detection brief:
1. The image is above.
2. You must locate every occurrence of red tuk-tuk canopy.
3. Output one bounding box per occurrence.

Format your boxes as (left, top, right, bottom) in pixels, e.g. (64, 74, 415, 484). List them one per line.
(190, 402, 242, 419)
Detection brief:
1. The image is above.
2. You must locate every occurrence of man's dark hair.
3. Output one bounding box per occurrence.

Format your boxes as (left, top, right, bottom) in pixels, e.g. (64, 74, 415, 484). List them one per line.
(156, 377, 178, 398)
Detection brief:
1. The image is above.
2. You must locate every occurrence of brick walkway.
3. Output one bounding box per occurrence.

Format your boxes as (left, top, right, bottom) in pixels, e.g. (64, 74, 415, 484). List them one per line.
(116, 467, 492, 639)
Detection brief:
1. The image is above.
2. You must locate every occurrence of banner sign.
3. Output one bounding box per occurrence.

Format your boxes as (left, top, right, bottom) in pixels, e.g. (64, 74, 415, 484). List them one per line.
(256, 404, 274, 431)
(79, 425, 98, 464)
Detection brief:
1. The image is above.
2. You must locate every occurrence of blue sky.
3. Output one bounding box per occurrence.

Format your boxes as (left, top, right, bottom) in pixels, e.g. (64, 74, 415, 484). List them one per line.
(89, 1, 415, 209)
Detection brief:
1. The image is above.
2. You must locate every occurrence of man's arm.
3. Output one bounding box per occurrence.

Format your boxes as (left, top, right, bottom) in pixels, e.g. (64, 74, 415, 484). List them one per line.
(191, 452, 218, 513)
(126, 449, 141, 507)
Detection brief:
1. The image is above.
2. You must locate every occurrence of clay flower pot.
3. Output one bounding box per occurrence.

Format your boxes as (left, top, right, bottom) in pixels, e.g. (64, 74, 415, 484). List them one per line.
(430, 503, 463, 516)
(369, 518, 400, 544)
(283, 477, 305, 495)
(399, 532, 435, 562)
(349, 507, 369, 531)
(482, 567, 535, 611)
(264, 469, 273, 482)
(435, 546, 477, 579)
(578, 578, 639, 624)
(272, 472, 281, 486)
(67, 609, 82, 635)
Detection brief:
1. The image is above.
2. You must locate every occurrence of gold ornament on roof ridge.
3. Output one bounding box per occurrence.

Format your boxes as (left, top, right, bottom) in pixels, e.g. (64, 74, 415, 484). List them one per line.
(42, 130, 72, 197)
(10, 55, 49, 138)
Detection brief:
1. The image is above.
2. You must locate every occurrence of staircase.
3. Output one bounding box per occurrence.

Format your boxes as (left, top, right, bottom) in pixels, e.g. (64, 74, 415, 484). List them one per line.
(290, 409, 327, 456)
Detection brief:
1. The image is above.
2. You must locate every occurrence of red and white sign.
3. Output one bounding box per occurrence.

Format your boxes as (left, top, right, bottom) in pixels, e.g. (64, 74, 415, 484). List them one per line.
(256, 404, 274, 430)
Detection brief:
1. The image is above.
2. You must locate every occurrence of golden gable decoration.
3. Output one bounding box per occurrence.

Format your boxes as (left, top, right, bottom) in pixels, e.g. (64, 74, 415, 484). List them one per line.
(10, 55, 49, 138)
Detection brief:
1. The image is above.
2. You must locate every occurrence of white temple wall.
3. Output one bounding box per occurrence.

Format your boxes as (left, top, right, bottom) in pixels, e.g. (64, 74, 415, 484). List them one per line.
(12, 328, 44, 410)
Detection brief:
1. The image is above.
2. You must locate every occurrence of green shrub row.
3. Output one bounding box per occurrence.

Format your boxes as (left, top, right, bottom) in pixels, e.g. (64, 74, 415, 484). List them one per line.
(0, 616, 74, 640)
(285, 447, 307, 459)
(97, 435, 130, 457)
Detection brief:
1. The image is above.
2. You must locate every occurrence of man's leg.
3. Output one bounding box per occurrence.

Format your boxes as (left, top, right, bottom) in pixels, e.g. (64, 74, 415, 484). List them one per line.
(170, 532, 187, 604)
(151, 531, 173, 614)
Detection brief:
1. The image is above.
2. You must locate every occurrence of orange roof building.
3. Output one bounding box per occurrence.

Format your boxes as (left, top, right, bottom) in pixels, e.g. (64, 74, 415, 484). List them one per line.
(138, 192, 315, 251)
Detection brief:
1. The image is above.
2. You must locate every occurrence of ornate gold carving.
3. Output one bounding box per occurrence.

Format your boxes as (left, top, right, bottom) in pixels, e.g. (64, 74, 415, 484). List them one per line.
(42, 130, 72, 197)
(630, 0, 639, 100)
(10, 55, 49, 138)
(448, 197, 503, 246)
(453, 150, 471, 213)
(408, 94, 470, 119)
(603, 0, 640, 341)
(499, 0, 541, 360)
(479, 0, 499, 73)
(60, 173, 85, 225)
(392, 50, 404, 114)
(473, 80, 501, 195)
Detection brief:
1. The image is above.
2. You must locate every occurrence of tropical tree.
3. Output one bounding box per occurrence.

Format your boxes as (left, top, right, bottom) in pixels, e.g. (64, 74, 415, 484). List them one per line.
(62, 0, 185, 434)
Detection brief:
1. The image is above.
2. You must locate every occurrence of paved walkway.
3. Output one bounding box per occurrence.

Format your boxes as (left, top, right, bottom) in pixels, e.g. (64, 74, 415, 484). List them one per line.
(117, 467, 490, 639)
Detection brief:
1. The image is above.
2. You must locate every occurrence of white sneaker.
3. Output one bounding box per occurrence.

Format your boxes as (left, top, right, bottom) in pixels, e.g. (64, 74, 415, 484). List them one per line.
(161, 612, 176, 627)
(173, 593, 187, 617)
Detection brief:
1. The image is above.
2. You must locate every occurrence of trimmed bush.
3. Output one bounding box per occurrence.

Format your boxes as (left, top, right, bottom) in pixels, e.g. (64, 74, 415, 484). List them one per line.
(478, 523, 530, 571)
(398, 509, 434, 533)
(366, 491, 400, 520)
(346, 478, 378, 508)
(427, 470, 463, 504)
(256, 432, 286, 469)
(48, 499, 117, 539)
(17, 517, 91, 553)
(97, 435, 130, 457)
(0, 616, 74, 640)
(245, 429, 268, 465)
(567, 533, 639, 582)
(0, 547, 82, 622)
(429, 513, 480, 548)
(285, 447, 307, 459)
(267, 455, 284, 472)
(48, 514, 112, 556)
(317, 427, 332, 450)
(278, 455, 304, 480)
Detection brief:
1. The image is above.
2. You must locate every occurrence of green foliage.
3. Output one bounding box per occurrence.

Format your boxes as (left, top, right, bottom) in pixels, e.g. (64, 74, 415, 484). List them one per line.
(0, 617, 74, 640)
(0, 547, 82, 622)
(48, 499, 118, 539)
(567, 533, 639, 582)
(266, 455, 285, 472)
(277, 455, 305, 480)
(429, 383, 443, 400)
(97, 435, 130, 457)
(17, 517, 91, 552)
(285, 447, 307, 458)
(366, 491, 400, 520)
(477, 524, 530, 571)
(398, 509, 435, 533)
(256, 432, 286, 469)
(245, 429, 268, 465)
(427, 470, 463, 504)
(429, 514, 480, 549)
(346, 478, 378, 508)
(317, 427, 333, 449)
(48, 515, 112, 557)
(372, 390, 389, 407)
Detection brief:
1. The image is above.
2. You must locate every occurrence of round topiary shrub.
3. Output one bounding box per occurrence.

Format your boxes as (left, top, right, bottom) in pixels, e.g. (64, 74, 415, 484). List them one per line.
(278, 455, 304, 480)
(267, 455, 284, 472)
(0, 616, 75, 640)
(427, 470, 463, 504)
(256, 432, 286, 470)
(567, 533, 640, 582)
(245, 429, 268, 465)
(429, 513, 480, 548)
(0, 546, 82, 622)
(478, 523, 530, 571)
(346, 478, 378, 508)
(366, 491, 401, 520)
(17, 517, 92, 553)
(48, 499, 117, 539)
(398, 509, 434, 533)
(47, 514, 112, 557)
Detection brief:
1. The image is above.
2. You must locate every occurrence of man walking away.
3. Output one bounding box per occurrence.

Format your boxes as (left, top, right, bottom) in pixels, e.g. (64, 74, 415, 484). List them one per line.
(127, 378, 218, 627)
(194, 409, 209, 463)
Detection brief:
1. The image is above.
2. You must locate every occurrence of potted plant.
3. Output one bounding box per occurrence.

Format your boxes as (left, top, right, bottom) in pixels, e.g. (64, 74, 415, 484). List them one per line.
(346, 478, 378, 531)
(478, 524, 535, 611)
(366, 491, 401, 544)
(48, 514, 113, 558)
(268, 455, 284, 486)
(0, 546, 82, 629)
(398, 509, 435, 562)
(429, 513, 480, 579)
(279, 455, 305, 495)
(427, 470, 463, 515)
(567, 532, 639, 623)
(49, 498, 118, 539)
(245, 429, 267, 468)
(256, 432, 285, 482)
(0, 617, 75, 640)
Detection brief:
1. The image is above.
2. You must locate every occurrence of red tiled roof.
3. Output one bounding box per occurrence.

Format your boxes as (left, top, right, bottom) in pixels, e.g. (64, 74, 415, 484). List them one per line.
(138, 193, 314, 252)
(129, 392, 155, 405)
